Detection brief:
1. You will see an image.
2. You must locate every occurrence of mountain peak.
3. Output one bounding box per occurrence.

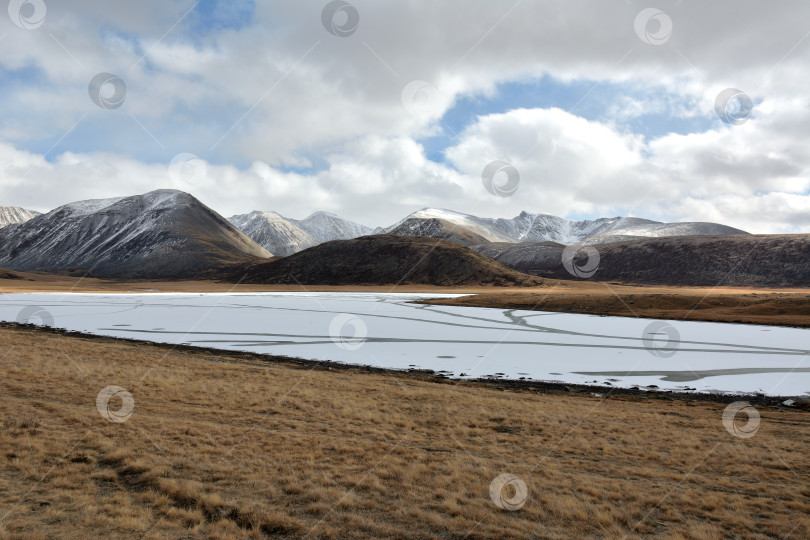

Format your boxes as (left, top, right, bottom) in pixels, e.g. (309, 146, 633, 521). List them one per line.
(411, 208, 473, 220)
(227, 209, 373, 256)
(0, 189, 269, 277)
(0, 206, 40, 228)
(302, 210, 339, 220)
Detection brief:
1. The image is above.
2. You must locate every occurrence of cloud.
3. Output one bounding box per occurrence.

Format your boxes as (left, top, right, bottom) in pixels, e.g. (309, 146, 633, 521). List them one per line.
(4, 99, 806, 234)
(0, 0, 808, 233)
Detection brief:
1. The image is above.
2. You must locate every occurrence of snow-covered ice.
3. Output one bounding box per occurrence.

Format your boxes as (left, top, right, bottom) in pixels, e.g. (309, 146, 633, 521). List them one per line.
(0, 292, 807, 396)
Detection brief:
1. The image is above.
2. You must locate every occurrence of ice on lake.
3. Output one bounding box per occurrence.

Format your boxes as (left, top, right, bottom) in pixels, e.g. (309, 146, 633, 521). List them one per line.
(0, 292, 808, 396)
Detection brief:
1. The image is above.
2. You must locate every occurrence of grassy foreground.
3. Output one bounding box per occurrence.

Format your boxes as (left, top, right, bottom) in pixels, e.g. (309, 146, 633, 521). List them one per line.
(1, 326, 809, 539)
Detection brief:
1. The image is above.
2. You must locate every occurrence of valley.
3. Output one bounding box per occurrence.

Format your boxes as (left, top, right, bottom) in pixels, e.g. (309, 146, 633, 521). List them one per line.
(4, 4, 810, 538)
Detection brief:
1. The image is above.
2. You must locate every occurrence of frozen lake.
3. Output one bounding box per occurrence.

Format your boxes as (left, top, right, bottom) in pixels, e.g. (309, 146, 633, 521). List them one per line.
(0, 292, 808, 396)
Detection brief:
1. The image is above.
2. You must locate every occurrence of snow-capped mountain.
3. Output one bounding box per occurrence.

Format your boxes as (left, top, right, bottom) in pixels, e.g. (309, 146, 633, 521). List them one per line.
(384, 208, 748, 246)
(296, 211, 376, 244)
(0, 206, 40, 228)
(229, 210, 374, 256)
(384, 209, 515, 244)
(0, 190, 271, 278)
(229, 211, 316, 257)
(0, 189, 752, 280)
(230, 206, 747, 256)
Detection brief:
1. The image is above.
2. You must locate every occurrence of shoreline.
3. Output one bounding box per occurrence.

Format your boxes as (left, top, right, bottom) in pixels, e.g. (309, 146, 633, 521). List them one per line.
(2, 275, 810, 328)
(3, 322, 807, 407)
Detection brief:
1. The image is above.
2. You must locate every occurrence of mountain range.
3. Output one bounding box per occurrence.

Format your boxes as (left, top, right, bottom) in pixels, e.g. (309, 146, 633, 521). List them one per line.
(2, 188, 804, 287)
(1, 196, 749, 259)
(224, 206, 748, 255)
(381, 208, 748, 246)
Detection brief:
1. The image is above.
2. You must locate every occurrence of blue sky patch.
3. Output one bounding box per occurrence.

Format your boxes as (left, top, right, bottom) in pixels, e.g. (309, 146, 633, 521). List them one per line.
(419, 77, 714, 164)
(189, 0, 255, 34)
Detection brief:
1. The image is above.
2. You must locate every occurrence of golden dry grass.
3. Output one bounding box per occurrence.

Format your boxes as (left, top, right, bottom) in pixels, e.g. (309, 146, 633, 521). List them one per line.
(423, 286, 810, 328)
(1, 326, 809, 538)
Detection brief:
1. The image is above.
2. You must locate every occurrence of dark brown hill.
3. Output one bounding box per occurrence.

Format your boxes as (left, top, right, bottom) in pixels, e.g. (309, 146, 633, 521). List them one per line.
(226, 234, 543, 286)
(475, 234, 810, 287)
(0, 268, 26, 280)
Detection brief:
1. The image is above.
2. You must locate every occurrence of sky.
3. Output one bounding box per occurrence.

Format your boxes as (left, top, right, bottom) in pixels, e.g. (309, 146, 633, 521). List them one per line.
(0, 0, 808, 232)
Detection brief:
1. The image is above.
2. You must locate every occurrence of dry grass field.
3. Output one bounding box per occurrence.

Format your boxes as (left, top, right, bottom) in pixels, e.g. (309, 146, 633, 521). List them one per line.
(1, 325, 809, 538)
(422, 284, 810, 328)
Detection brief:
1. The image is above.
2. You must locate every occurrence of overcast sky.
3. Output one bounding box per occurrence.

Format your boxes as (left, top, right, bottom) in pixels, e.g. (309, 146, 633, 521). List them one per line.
(0, 0, 808, 231)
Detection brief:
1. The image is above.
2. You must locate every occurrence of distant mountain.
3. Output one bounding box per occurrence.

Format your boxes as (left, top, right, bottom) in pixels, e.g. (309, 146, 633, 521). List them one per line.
(0, 190, 271, 278)
(0, 206, 40, 228)
(0, 192, 776, 284)
(229, 207, 746, 256)
(475, 234, 810, 287)
(229, 211, 316, 257)
(384, 208, 748, 246)
(296, 211, 377, 244)
(229, 210, 374, 256)
(225, 234, 543, 286)
(383, 209, 511, 244)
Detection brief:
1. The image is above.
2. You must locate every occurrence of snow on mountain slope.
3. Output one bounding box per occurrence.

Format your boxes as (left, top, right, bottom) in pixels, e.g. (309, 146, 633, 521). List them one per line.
(588, 221, 748, 240)
(385, 208, 748, 246)
(232, 205, 748, 256)
(0, 189, 271, 278)
(61, 196, 124, 216)
(229, 210, 373, 256)
(229, 211, 317, 256)
(296, 211, 373, 244)
(0, 206, 40, 228)
(384, 208, 516, 244)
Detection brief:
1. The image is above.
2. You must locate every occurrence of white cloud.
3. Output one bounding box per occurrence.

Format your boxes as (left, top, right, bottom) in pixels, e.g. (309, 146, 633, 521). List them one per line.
(0, 0, 809, 233)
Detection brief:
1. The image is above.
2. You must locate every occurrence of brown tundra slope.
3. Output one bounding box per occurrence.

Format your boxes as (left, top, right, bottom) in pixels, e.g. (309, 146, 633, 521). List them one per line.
(473, 234, 810, 287)
(225, 234, 544, 286)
